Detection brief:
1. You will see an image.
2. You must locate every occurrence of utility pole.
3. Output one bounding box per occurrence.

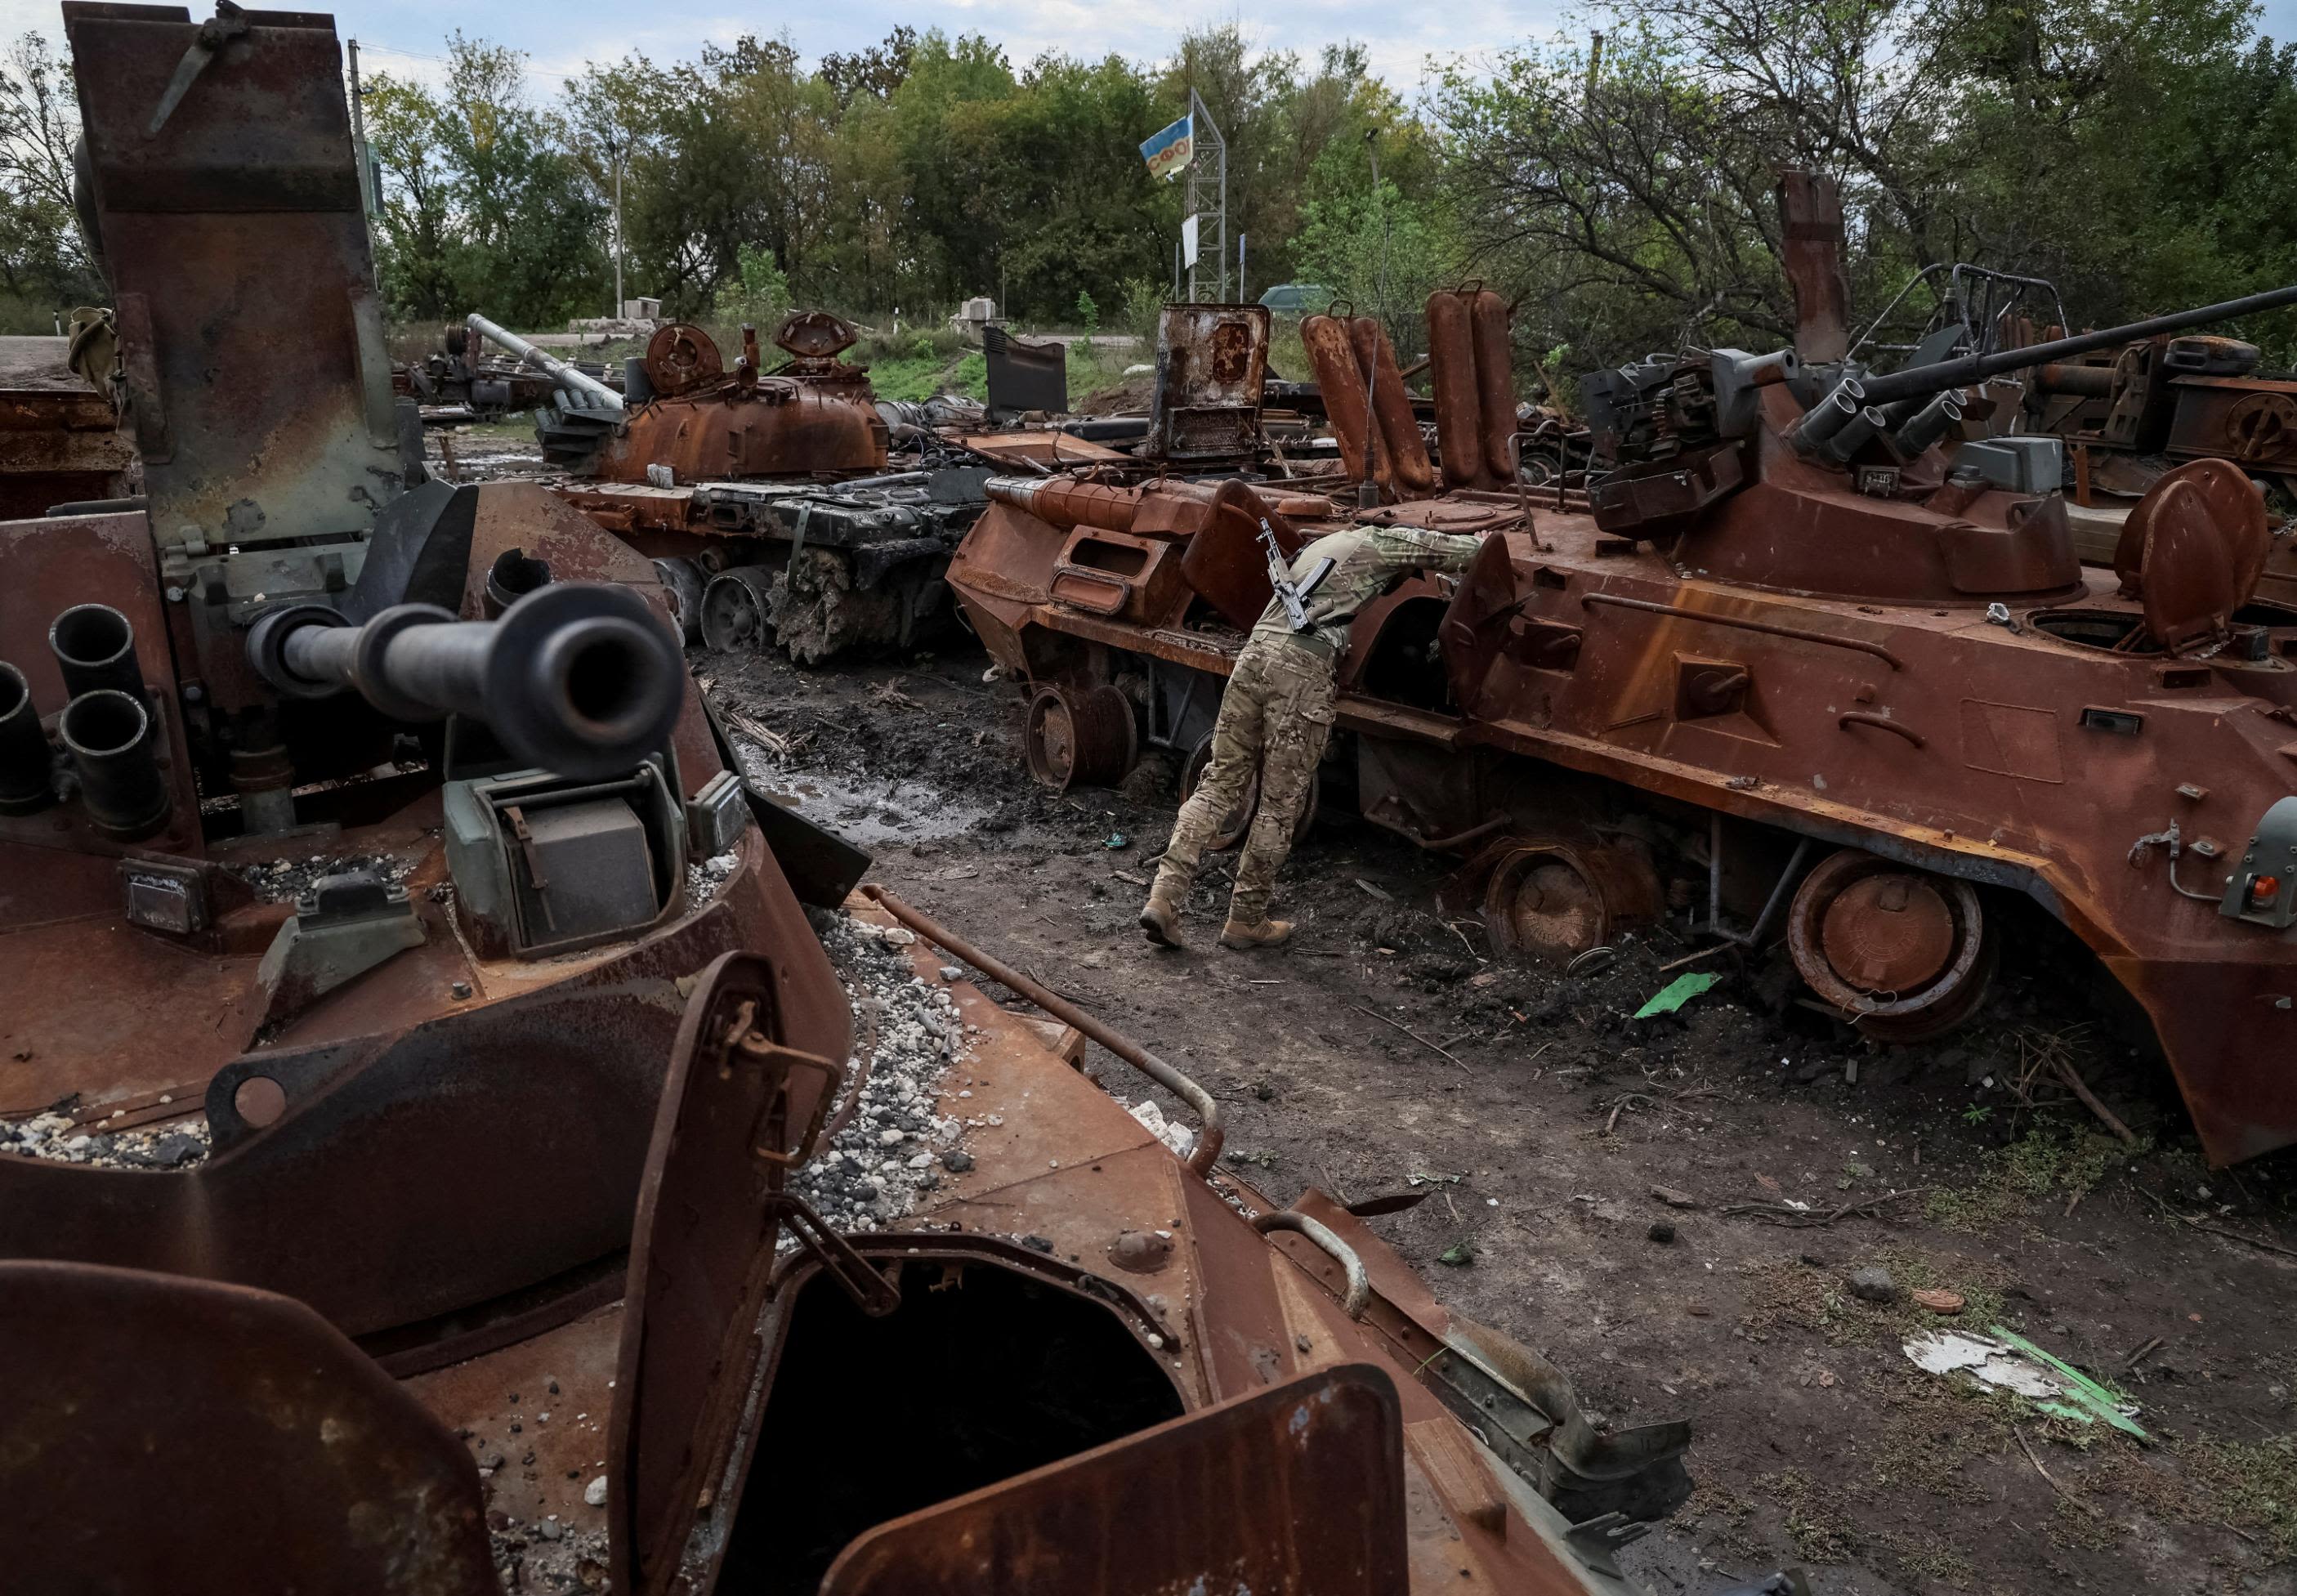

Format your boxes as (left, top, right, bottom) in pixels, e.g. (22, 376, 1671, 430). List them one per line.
(346, 38, 365, 156)
(605, 136, 624, 315)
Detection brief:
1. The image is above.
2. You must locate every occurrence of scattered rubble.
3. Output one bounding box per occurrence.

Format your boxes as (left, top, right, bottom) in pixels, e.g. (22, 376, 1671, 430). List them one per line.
(230, 852, 414, 903)
(684, 849, 741, 904)
(0, 1111, 210, 1169)
(782, 911, 971, 1235)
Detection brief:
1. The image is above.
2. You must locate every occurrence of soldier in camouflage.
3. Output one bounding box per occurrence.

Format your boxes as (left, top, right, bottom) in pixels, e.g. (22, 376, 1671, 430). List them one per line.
(1140, 510, 1486, 950)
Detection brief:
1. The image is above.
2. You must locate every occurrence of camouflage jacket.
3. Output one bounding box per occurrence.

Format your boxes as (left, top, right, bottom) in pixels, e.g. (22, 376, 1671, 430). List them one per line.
(1249, 521, 1487, 656)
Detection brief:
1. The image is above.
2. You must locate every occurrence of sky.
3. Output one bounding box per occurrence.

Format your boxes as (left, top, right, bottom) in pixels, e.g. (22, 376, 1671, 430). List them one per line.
(6, 0, 2292, 96)
(0, 1, 1568, 96)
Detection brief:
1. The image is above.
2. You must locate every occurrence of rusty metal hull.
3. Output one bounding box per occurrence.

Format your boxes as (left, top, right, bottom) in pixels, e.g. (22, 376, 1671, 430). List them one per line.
(947, 479, 2297, 1165)
(0, 900, 1681, 1595)
(592, 387, 886, 485)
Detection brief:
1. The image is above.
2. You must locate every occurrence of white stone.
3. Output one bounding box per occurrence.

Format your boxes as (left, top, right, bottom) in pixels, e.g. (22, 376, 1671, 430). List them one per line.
(584, 1475, 609, 1508)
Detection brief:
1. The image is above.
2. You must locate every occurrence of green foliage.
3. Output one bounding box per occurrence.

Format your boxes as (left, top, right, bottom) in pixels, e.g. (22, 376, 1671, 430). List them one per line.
(0, 34, 99, 310)
(367, 35, 607, 327)
(1431, 0, 2297, 370)
(1116, 275, 1166, 342)
(30, 2, 2290, 386)
(1925, 1124, 2143, 1231)
(713, 243, 790, 329)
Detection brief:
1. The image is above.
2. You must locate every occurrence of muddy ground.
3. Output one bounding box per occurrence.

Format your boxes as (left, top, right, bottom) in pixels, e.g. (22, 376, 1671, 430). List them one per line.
(701, 637, 2297, 1596)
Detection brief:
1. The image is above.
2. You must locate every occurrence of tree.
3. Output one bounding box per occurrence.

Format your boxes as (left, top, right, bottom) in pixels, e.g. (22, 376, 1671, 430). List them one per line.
(367, 36, 606, 327)
(0, 33, 98, 315)
(364, 72, 458, 318)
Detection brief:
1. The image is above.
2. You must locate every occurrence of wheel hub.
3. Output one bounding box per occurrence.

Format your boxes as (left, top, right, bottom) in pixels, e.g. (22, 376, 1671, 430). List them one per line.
(1819, 872, 1955, 994)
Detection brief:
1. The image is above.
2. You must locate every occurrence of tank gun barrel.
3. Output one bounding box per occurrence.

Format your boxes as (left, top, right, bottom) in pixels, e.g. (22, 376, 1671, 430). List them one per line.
(1843, 282, 2297, 410)
(246, 583, 682, 781)
(465, 312, 625, 418)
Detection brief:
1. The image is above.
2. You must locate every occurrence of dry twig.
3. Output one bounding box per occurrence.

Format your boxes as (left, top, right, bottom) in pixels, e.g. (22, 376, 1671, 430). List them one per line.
(2014, 1427, 2099, 1518)
(1352, 1004, 1471, 1073)
(2139, 1186, 2297, 1260)
(1719, 1187, 1927, 1228)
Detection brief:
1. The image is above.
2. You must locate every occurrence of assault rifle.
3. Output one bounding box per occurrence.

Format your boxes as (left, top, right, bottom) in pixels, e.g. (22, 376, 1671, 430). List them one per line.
(1261, 518, 1336, 633)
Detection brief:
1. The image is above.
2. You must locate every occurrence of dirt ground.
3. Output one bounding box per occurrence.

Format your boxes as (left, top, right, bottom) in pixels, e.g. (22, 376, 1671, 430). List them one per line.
(702, 636, 2297, 1596)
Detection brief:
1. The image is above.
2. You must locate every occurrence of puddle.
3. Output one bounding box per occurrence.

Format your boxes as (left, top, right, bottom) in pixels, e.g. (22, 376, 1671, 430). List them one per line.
(735, 744, 990, 845)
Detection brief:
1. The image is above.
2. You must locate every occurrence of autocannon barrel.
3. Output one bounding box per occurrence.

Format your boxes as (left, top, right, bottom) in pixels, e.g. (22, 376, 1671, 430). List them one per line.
(246, 583, 682, 782)
(1839, 281, 2297, 411)
(465, 312, 626, 418)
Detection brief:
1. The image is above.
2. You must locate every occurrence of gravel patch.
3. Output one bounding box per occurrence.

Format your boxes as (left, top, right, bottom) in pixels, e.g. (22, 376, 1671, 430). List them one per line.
(0, 1110, 210, 1169)
(685, 849, 740, 905)
(489, 1518, 609, 1592)
(230, 852, 414, 903)
(786, 910, 972, 1236)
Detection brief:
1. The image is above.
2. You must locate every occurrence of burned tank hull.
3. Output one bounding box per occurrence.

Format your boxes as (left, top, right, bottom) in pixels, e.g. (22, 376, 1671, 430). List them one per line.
(0, 892, 1699, 1596)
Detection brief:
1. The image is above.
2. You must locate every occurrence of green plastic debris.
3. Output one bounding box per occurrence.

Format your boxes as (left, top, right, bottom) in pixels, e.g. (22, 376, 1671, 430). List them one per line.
(1904, 1325, 2147, 1442)
(1990, 1325, 2150, 1441)
(1437, 1240, 1477, 1267)
(1634, 971, 1722, 1018)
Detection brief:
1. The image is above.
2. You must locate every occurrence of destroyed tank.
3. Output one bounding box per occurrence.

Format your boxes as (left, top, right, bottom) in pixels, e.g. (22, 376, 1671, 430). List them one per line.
(0, 13, 1710, 1591)
(946, 177, 2297, 1167)
(533, 303, 1274, 662)
(476, 307, 999, 661)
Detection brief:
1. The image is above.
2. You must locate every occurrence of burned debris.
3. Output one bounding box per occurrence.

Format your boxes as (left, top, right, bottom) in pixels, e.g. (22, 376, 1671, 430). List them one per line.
(0, 9, 1709, 1595)
(947, 172, 2297, 1168)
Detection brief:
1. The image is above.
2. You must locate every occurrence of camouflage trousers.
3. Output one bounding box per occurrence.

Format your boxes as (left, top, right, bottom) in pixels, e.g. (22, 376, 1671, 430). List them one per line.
(1152, 638, 1338, 924)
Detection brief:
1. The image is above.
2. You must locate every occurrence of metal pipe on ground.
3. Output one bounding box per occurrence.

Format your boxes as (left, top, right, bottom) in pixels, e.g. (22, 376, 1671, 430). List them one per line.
(859, 883, 1225, 1175)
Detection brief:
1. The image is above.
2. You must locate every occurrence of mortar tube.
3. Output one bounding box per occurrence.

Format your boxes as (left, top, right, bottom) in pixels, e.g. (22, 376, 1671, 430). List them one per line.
(60, 689, 168, 838)
(1789, 379, 1866, 456)
(0, 661, 54, 814)
(48, 603, 143, 704)
(1891, 392, 1964, 458)
(859, 883, 1224, 1176)
(1817, 405, 1892, 467)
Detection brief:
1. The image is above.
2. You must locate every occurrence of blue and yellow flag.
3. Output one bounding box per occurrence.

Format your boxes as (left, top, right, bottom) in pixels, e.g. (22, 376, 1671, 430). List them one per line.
(1139, 114, 1194, 182)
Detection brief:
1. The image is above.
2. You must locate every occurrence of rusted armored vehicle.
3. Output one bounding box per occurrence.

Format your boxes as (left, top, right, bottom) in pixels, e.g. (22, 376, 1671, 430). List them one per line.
(0, 13, 1714, 1591)
(0, 325, 138, 516)
(543, 303, 1289, 662)
(2, 895, 1711, 1594)
(0, 0, 846, 1363)
(947, 212, 2297, 1165)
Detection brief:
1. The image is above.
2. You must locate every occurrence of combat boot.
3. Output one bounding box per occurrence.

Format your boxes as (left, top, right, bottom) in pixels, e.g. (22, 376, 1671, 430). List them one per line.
(1138, 881, 1186, 950)
(1218, 917, 1294, 950)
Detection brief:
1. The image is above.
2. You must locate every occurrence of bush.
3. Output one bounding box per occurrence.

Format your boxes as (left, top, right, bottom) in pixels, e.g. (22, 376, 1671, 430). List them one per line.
(713, 243, 790, 330)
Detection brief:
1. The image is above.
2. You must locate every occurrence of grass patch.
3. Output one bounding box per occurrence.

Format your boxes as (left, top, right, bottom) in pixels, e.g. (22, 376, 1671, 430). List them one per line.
(1925, 1123, 2143, 1232)
(1768, 1469, 1859, 1565)
(1680, 1480, 1765, 1561)
(2174, 1433, 2297, 1557)
(1737, 1247, 2008, 1349)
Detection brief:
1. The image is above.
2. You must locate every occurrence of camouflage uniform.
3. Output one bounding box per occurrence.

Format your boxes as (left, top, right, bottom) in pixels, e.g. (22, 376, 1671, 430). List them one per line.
(1153, 521, 1486, 928)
